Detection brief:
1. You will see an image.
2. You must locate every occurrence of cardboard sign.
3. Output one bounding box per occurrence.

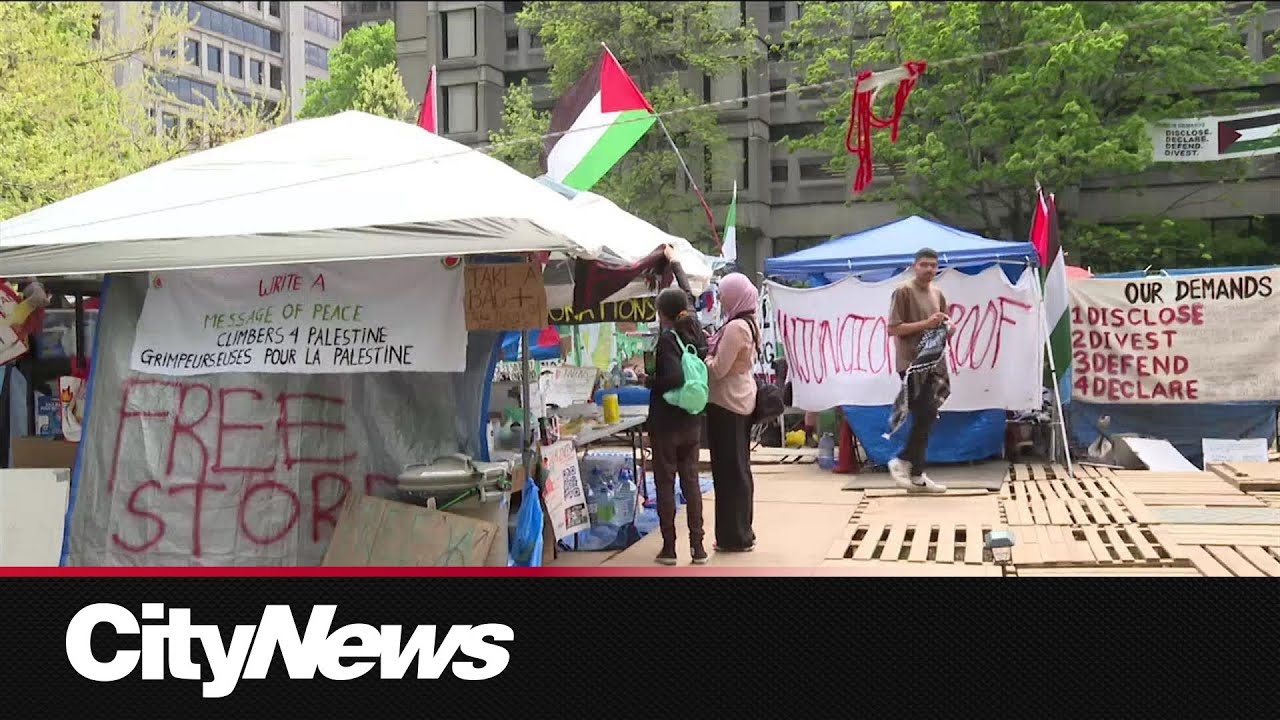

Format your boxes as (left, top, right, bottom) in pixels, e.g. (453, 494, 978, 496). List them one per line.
(321, 494, 497, 566)
(465, 260, 548, 331)
(1069, 269, 1280, 403)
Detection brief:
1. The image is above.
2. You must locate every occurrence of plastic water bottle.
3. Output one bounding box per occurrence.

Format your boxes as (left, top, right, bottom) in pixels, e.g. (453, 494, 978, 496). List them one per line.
(585, 470, 601, 525)
(614, 467, 637, 525)
(817, 433, 836, 471)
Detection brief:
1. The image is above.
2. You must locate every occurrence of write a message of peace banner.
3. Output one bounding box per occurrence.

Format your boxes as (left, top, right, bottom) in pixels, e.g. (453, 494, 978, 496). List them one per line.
(767, 266, 1043, 412)
(1068, 269, 1280, 404)
(129, 258, 467, 376)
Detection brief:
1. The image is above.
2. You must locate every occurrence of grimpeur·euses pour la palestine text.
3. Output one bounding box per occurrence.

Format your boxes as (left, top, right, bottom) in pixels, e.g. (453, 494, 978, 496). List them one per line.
(135, 344, 415, 370)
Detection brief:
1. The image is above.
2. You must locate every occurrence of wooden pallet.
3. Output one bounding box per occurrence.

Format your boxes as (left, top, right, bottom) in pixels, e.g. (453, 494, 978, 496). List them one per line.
(1007, 524, 1183, 567)
(1076, 464, 1119, 479)
(1207, 462, 1280, 492)
(1251, 492, 1280, 509)
(698, 447, 819, 469)
(1001, 476, 1142, 525)
(1011, 566, 1203, 577)
(828, 522, 994, 565)
(814, 560, 1004, 577)
(1167, 543, 1280, 577)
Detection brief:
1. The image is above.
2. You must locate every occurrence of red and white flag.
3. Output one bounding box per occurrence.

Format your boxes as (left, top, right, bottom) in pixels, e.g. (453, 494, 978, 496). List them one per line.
(417, 65, 438, 133)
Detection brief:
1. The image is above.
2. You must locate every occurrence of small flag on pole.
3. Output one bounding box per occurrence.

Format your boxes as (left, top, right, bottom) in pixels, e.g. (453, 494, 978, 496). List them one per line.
(722, 181, 738, 263)
(1031, 183, 1070, 388)
(417, 65, 438, 133)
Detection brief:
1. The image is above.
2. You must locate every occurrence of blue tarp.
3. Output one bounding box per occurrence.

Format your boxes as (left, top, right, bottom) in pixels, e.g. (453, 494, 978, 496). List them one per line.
(1066, 264, 1280, 466)
(499, 330, 560, 362)
(766, 215, 1036, 466)
(765, 215, 1039, 277)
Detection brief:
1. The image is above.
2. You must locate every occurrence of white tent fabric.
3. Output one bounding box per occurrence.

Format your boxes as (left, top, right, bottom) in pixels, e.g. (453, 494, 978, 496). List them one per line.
(0, 111, 595, 277)
(534, 177, 713, 308)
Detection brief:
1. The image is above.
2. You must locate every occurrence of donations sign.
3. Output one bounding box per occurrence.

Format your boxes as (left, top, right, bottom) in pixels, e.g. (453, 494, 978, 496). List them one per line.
(130, 258, 467, 376)
(1068, 269, 1280, 404)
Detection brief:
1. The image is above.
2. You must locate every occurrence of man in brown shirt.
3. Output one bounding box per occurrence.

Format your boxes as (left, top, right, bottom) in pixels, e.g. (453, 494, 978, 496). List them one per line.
(886, 248, 953, 493)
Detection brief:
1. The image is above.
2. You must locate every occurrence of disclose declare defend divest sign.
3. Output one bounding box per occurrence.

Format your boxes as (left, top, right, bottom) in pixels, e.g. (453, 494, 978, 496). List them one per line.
(130, 258, 467, 375)
(1068, 268, 1280, 404)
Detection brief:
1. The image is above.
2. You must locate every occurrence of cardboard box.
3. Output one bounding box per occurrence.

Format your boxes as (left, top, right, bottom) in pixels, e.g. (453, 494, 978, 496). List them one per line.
(321, 493, 499, 566)
(11, 437, 79, 470)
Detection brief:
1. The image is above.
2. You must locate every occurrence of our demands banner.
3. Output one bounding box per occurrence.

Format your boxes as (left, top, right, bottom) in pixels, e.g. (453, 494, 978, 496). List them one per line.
(768, 266, 1043, 412)
(1068, 269, 1280, 404)
(130, 257, 467, 376)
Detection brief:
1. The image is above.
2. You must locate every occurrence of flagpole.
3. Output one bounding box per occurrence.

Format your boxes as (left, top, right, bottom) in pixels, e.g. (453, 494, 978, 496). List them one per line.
(1031, 256, 1075, 479)
(601, 43, 722, 249)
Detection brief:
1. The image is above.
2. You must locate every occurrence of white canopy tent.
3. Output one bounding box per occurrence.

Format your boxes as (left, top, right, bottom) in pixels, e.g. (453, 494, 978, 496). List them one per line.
(0, 111, 597, 277)
(534, 176, 714, 308)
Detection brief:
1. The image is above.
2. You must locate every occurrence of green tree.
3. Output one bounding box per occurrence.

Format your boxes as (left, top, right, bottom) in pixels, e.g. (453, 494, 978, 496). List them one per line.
(488, 2, 762, 246)
(298, 21, 407, 119)
(782, 1, 1268, 271)
(0, 2, 286, 221)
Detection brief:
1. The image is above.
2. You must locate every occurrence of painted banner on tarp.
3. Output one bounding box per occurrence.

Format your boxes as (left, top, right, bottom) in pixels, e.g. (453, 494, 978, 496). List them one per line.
(1068, 269, 1280, 404)
(130, 257, 467, 376)
(69, 274, 498, 566)
(1148, 106, 1280, 162)
(768, 266, 1043, 412)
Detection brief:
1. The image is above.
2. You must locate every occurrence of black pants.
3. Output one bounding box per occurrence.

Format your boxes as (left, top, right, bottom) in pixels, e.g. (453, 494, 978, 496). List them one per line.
(897, 372, 940, 477)
(706, 404, 755, 549)
(650, 424, 704, 547)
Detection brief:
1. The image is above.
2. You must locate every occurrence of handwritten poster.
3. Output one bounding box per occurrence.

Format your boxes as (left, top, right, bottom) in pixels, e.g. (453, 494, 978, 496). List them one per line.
(1069, 269, 1280, 404)
(767, 266, 1043, 412)
(129, 257, 467, 376)
(540, 441, 589, 540)
(540, 366, 598, 408)
(464, 260, 548, 331)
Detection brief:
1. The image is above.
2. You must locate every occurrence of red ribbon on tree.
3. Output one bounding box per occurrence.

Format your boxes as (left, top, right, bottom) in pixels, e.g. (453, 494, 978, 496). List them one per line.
(844, 60, 927, 194)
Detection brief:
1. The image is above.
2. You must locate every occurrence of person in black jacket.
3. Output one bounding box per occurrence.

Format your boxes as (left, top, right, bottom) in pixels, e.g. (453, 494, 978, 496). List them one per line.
(644, 287, 710, 565)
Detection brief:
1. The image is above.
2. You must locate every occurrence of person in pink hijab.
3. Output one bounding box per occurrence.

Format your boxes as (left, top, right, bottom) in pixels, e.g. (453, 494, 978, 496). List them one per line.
(704, 272, 760, 552)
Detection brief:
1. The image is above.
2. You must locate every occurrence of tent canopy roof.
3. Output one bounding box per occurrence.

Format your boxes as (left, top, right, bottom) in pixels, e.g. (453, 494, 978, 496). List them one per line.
(764, 215, 1039, 276)
(0, 111, 595, 277)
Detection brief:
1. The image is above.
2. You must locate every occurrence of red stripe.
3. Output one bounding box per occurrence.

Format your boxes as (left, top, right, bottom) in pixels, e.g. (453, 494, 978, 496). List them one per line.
(0, 566, 821, 578)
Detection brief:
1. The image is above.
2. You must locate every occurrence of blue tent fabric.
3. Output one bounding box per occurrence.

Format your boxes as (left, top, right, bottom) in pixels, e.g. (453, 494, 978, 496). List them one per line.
(499, 330, 560, 362)
(1065, 263, 1280, 465)
(844, 406, 1006, 466)
(765, 215, 1039, 277)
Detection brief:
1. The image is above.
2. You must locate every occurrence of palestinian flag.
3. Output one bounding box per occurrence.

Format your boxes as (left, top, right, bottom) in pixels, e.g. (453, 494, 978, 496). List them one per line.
(722, 181, 738, 263)
(541, 48, 656, 191)
(1031, 185, 1069, 389)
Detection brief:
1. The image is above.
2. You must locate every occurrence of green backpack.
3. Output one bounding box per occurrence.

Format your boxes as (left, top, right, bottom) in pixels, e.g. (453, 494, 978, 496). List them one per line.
(662, 331, 709, 415)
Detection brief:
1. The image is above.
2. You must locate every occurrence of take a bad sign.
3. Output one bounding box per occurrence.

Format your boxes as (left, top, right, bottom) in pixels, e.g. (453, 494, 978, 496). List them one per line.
(464, 260, 549, 331)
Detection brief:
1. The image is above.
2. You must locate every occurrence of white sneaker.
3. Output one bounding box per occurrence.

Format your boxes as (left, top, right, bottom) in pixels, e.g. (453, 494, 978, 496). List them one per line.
(888, 458, 914, 489)
(908, 474, 947, 494)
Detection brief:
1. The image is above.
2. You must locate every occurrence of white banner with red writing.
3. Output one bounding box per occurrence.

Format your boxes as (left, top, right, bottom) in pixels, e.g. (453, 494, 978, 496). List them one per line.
(69, 274, 500, 566)
(130, 257, 467, 376)
(1068, 269, 1280, 404)
(768, 266, 1043, 412)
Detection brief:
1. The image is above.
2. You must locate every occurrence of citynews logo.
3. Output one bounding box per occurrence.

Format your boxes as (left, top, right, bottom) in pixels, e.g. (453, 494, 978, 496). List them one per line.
(65, 603, 513, 698)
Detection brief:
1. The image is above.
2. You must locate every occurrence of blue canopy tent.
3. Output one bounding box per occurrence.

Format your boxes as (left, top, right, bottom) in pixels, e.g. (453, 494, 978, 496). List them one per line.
(765, 216, 1041, 466)
(1061, 265, 1279, 467)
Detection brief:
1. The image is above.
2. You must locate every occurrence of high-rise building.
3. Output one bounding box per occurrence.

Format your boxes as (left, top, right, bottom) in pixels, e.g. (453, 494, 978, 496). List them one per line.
(106, 1, 343, 132)
(341, 0, 394, 35)
(396, 1, 1280, 276)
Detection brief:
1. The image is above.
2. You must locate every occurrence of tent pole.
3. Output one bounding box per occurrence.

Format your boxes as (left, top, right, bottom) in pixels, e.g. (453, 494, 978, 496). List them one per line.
(520, 330, 534, 477)
(1030, 264, 1074, 478)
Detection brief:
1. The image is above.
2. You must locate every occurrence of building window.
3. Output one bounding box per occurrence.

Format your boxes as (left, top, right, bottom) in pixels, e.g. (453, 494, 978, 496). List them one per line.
(343, 2, 358, 13)
(379, 1, 393, 10)
(304, 7, 340, 40)
(529, 30, 542, 49)
(442, 10, 477, 59)
(769, 122, 824, 143)
(442, 83, 478, 134)
(771, 162, 789, 183)
(739, 1, 749, 24)
(798, 157, 836, 181)
(504, 1, 524, 14)
(183, 3, 280, 55)
(702, 74, 712, 103)
(268, 1, 280, 18)
(506, 32, 519, 51)
(161, 112, 179, 136)
(360, 1, 377, 12)
(229, 52, 244, 79)
(739, 138, 750, 190)
(207, 45, 222, 73)
(185, 38, 200, 65)
(269, 64, 283, 90)
(768, 2, 786, 23)
(740, 70, 749, 108)
(305, 41, 329, 70)
(769, 76, 787, 99)
(250, 58, 264, 84)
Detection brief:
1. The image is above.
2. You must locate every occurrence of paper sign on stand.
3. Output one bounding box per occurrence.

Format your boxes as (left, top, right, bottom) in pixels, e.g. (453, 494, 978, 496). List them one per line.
(540, 366, 599, 408)
(465, 260, 548, 331)
(540, 441, 590, 540)
(129, 257, 467, 375)
(1202, 438, 1270, 470)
